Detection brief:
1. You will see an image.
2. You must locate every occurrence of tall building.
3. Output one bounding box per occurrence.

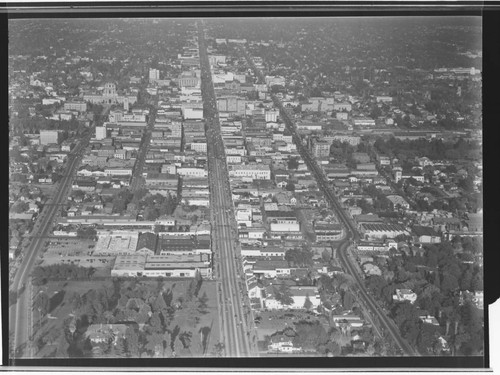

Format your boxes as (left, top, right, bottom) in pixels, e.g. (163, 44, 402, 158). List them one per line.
(83, 82, 137, 106)
(312, 139, 331, 158)
(265, 109, 279, 122)
(95, 126, 107, 140)
(40, 130, 61, 145)
(149, 68, 160, 82)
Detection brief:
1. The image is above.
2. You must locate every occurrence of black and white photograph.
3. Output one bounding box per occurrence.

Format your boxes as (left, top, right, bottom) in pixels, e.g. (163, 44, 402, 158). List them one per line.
(5, 3, 491, 371)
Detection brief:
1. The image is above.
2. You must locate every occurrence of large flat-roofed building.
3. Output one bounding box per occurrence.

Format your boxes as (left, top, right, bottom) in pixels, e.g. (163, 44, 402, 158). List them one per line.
(314, 221, 344, 242)
(64, 101, 87, 112)
(147, 253, 210, 266)
(353, 117, 376, 127)
(111, 254, 147, 277)
(104, 168, 133, 176)
(95, 126, 107, 140)
(230, 164, 271, 180)
(40, 130, 61, 145)
(252, 260, 290, 278)
(156, 236, 195, 255)
(144, 261, 211, 278)
(312, 139, 331, 158)
(93, 232, 139, 256)
(145, 173, 179, 189)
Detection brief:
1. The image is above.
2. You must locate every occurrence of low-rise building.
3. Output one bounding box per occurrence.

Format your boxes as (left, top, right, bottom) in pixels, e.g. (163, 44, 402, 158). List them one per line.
(412, 225, 441, 244)
(393, 289, 417, 304)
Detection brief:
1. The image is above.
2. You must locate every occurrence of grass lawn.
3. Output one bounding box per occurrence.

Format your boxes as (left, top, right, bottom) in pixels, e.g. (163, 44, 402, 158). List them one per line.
(33, 278, 220, 358)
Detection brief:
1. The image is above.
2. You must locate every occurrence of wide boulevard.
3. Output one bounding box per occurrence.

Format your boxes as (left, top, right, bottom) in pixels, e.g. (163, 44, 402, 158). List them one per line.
(240, 46, 417, 356)
(198, 22, 256, 357)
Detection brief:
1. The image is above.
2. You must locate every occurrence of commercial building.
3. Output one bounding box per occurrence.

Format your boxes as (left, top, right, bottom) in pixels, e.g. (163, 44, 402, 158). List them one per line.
(312, 139, 331, 158)
(93, 232, 139, 256)
(83, 82, 137, 106)
(95, 126, 107, 140)
(230, 164, 271, 180)
(149, 68, 160, 82)
(314, 222, 344, 242)
(353, 117, 376, 127)
(40, 130, 61, 145)
(64, 101, 87, 112)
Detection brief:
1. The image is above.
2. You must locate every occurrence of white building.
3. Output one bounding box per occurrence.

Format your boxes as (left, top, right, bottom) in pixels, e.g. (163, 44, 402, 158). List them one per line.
(95, 126, 107, 140)
(182, 107, 204, 120)
(149, 68, 160, 82)
(230, 164, 271, 180)
(270, 222, 300, 232)
(393, 289, 417, 304)
(190, 142, 207, 153)
(353, 117, 376, 127)
(40, 130, 61, 145)
(264, 286, 321, 310)
(265, 109, 279, 122)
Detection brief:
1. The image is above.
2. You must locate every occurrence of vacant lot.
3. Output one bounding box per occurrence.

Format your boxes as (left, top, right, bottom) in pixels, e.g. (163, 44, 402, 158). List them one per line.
(33, 278, 220, 358)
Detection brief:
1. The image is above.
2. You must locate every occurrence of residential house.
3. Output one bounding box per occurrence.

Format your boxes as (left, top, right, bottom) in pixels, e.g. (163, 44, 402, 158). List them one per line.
(393, 289, 417, 304)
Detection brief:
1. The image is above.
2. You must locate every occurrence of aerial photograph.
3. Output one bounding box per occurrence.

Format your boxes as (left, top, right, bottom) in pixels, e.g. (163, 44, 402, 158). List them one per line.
(8, 16, 483, 362)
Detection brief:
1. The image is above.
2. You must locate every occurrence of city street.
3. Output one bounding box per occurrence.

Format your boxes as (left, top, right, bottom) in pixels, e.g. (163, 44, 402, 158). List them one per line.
(240, 46, 418, 356)
(130, 106, 157, 191)
(198, 21, 256, 357)
(9, 136, 90, 358)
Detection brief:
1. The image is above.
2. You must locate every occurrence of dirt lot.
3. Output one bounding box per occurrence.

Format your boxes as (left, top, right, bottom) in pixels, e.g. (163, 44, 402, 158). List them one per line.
(33, 278, 220, 358)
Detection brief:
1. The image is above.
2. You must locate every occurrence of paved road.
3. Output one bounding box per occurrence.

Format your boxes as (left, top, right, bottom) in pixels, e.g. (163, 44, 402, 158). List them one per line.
(240, 46, 418, 356)
(198, 21, 256, 357)
(9, 135, 90, 358)
(337, 240, 417, 355)
(130, 106, 157, 192)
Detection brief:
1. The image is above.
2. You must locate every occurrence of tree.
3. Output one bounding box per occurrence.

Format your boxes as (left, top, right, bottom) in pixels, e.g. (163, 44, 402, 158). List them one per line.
(163, 331, 173, 357)
(194, 270, 203, 297)
(440, 274, 459, 294)
(285, 246, 313, 267)
(303, 293, 313, 310)
(287, 157, 299, 170)
(213, 342, 225, 357)
(285, 181, 295, 192)
(198, 291, 209, 311)
(321, 249, 332, 263)
(293, 321, 328, 351)
(12, 201, 29, 213)
(274, 283, 294, 306)
(391, 302, 420, 346)
(145, 332, 164, 357)
(173, 336, 184, 357)
(365, 275, 388, 300)
(416, 323, 440, 355)
(152, 293, 168, 313)
(125, 327, 140, 357)
(179, 331, 193, 349)
(33, 291, 50, 317)
(342, 290, 355, 310)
